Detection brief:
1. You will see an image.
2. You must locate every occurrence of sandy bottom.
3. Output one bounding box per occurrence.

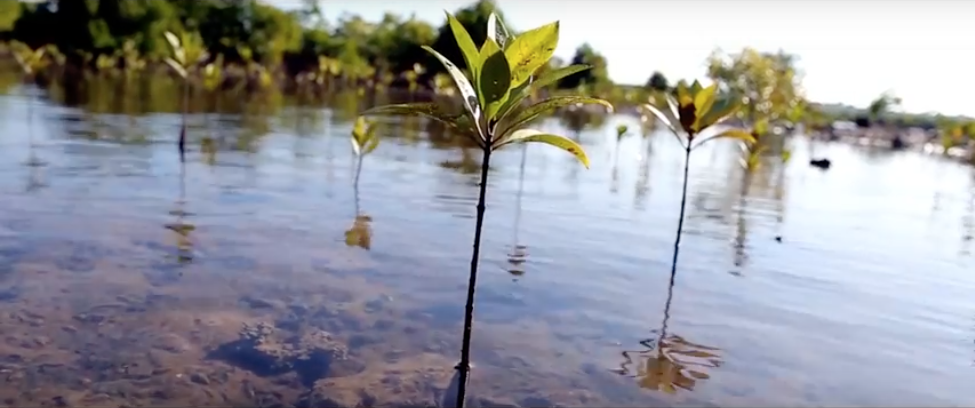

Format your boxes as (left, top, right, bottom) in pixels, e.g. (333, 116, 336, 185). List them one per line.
(0, 211, 673, 407)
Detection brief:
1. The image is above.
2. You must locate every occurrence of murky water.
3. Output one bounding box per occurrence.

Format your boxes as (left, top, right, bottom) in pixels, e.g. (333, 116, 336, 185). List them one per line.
(1, 75, 974, 407)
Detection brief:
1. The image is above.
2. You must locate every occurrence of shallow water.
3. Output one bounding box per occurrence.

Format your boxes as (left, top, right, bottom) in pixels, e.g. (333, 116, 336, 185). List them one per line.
(0, 78, 974, 407)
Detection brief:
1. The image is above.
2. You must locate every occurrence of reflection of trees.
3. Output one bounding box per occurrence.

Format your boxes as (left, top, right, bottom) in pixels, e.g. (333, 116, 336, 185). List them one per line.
(616, 273, 723, 394)
(634, 134, 653, 209)
(732, 174, 751, 272)
(440, 146, 481, 176)
(963, 171, 974, 256)
(507, 144, 528, 277)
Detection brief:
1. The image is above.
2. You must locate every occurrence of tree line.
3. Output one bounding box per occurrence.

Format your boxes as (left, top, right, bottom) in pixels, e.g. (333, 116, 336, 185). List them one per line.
(1, 0, 973, 143)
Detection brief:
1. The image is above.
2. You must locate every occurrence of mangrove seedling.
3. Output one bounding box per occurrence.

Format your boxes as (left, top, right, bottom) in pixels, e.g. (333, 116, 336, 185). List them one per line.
(163, 31, 209, 162)
(9, 42, 51, 166)
(611, 124, 630, 193)
(346, 117, 381, 249)
(361, 11, 611, 408)
(642, 80, 753, 277)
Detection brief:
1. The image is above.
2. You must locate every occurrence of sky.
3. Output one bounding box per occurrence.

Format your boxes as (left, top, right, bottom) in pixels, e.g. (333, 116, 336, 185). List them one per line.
(271, 0, 975, 117)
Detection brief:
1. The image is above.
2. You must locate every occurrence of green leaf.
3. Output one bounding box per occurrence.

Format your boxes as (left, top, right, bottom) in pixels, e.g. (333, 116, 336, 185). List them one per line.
(692, 128, 756, 150)
(445, 12, 481, 81)
(504, 21, 559, 88)
(498, 96, 612, 139)
(487, 13, 511, 50)
(781, 148, 792, 163)
(360, 102, 462, 126)
(494, 64, 594, 124)
(532, 64, 590, 89)
(422, 45, 483, 138)
(497, 129, 590, 169)
(478, 39, 511, 122)
(164, 57, 187, 78)
(699, 95, 739, 130)
(363, 129, 381, 155)
(616, 125, 628, 140)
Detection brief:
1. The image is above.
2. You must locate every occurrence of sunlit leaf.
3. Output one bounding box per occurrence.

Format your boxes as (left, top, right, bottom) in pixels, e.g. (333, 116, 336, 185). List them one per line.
(693, 84, 717, 130)
(487, 13, 511, 50)
(494, 65, 596, 125)
(363, 130, 381, 154)
(642, 103, 675, 132)
(164, 58, 187, 78)
(478, 39, 511, 122)
(164, 31, 181, 53)
(350, 137, 361, 156)
(781, 148, 792, 163)
(503, 21, 559, 88)
(422, 45, 483, 139)
(499, 96, 612, 138)
(496, 129, 589, 168)
(445, 12, 481, 81)
(693, 128, 756, 150)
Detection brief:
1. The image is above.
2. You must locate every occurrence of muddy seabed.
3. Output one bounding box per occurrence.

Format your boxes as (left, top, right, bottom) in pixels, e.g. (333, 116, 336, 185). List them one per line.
(0, 208, 664, 408)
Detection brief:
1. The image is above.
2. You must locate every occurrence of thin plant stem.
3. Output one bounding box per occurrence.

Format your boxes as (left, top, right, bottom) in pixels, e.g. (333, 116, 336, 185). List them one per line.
(179, 79, 188, 162)
(353, 155, 363, 214)
(455, 145, 492, 408)
(669, 145, 692, 279)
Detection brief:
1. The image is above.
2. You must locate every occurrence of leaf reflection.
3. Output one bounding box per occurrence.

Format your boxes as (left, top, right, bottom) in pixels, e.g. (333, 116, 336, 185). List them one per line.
(507, 144, 529, 278)
(164, 162, 195, 265)
(345, 156, 373, 250)
(616, 272, 723, 394)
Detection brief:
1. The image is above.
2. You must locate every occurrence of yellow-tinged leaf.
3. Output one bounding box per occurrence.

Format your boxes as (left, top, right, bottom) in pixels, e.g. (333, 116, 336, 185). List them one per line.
(503, 21, 559, 88)
(698, 95, 739, 129)
(497, 129, 590, 169)
(781, 148, 792, 163)
(477, 39, 511, 121)
(495, 64, 593, 124)
(445, 12, 481, 80)
(499, 96, 612, 138)
(693, 85, 717, 128)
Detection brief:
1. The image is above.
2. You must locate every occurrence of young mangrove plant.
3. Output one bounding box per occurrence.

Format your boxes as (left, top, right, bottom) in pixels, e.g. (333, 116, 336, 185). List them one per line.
(361, 11, 611, 408)
(346, 117, 381, 250)
(641, 80, 753, 277)
(612, 124, 629, 193)
(9, 42, 52, 166)
(163, 31, 209, 162)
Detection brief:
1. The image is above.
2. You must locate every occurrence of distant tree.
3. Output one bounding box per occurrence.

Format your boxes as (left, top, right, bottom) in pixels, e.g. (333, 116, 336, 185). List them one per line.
(557, 43, 610, 90)
(645, 71, 668, 92)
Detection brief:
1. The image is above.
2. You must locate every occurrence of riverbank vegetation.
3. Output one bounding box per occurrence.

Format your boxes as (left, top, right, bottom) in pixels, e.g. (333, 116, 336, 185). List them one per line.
(0, 0, 973, 161)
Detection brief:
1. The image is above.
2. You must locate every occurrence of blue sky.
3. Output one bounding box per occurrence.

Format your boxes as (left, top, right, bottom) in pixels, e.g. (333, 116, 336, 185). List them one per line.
(272, 0, 975, 116)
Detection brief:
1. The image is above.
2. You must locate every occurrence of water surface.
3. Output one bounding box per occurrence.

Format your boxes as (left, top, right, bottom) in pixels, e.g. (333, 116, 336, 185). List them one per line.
(0, 78, 973, 407)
